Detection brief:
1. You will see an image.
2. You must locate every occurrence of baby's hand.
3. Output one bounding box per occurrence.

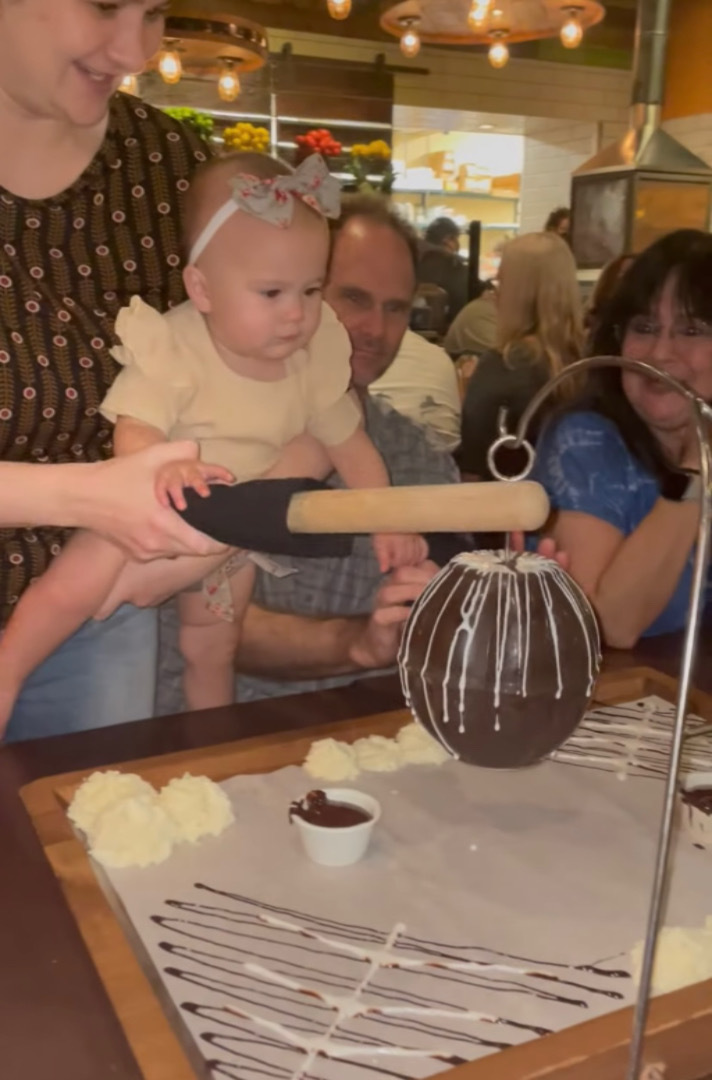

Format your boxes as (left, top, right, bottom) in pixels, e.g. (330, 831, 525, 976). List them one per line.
(372, 533, 429, 573)
(156, 459, 234, 512)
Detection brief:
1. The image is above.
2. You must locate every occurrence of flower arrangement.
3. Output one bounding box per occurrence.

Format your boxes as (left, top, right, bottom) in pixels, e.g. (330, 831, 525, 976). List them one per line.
(163, 107, 214, 142)
(347, 139, 395, 194)
(223, 122, 270, 152)
(350, 139, 391, 160)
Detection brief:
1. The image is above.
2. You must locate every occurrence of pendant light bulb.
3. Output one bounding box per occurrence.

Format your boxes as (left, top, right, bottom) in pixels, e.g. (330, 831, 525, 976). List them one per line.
(217, 60, 240, 103)
(488, 37, 509, 68)
(400, 21, 421, 58)
(119, 73, 138, 95)
(560, 10, 584, 48)
(158, 40, 182, 85)
(327, 0, 351, 19)
(468, 0, 490, 30)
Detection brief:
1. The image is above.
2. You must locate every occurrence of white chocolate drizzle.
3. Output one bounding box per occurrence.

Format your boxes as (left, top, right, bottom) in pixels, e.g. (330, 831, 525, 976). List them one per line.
(550, 695, 712, 780)
(151, 886, 629, 1080)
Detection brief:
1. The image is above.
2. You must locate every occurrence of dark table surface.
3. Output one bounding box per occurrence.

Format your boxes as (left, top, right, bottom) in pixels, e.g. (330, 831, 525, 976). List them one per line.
(2, 630, 711, 1080)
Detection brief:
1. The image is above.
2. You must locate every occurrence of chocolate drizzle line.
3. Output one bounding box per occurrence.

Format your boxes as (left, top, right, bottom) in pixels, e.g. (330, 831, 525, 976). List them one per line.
(147, 886, 631, 1079)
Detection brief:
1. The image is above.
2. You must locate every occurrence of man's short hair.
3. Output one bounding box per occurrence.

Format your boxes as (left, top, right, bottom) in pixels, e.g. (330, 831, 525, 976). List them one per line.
(424, 216, 460, 248)
(330, 194, 419, 276)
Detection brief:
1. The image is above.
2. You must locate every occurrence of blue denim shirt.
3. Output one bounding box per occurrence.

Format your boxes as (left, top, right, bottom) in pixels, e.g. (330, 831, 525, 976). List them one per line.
(532, 410, 707, 637)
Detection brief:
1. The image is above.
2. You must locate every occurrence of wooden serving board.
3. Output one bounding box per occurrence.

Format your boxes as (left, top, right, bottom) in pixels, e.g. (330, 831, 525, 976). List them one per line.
(20, 667, 712, 1080)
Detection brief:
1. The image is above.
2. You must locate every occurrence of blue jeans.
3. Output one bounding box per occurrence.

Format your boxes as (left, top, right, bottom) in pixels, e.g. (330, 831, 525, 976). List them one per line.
(4, 605, 158, 742)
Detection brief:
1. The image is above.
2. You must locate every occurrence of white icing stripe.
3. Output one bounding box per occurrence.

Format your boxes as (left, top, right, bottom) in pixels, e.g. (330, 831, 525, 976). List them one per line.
(550, 696, 712, 779)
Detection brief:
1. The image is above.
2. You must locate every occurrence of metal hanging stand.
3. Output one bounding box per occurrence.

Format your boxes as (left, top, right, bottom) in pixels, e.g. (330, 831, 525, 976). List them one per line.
(487, 355, 712, 1080)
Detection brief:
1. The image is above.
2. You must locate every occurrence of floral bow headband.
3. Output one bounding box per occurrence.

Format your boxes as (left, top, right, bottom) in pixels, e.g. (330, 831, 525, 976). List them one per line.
(189, 153, 341, 265)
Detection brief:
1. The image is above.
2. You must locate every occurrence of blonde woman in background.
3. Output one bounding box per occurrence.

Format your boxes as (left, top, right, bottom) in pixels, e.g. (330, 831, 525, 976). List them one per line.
(457, 231, 584, 478)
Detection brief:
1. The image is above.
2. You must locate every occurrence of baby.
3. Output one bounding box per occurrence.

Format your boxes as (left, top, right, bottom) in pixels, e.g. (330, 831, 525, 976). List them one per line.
(0, 152, 426, 729)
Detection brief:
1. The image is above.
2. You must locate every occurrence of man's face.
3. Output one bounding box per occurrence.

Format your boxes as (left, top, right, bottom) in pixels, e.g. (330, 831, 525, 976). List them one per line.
(325, 217, 415, 388)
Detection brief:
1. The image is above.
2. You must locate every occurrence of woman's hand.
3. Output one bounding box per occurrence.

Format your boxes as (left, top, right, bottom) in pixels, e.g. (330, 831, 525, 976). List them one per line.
(72, 441, 228, 561)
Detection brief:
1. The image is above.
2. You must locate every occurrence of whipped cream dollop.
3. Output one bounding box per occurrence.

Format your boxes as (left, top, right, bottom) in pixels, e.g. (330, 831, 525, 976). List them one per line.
(303, 723, 447, 781)
(630, 917, 712, 994)
(67, 769, 235, 869)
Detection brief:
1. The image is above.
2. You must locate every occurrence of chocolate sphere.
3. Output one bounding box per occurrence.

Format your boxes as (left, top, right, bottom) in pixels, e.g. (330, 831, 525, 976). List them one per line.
(398, 551, 601, 768)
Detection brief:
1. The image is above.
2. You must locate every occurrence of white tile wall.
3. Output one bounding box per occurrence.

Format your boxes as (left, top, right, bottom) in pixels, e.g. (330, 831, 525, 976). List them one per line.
(519, 119, 598, 234)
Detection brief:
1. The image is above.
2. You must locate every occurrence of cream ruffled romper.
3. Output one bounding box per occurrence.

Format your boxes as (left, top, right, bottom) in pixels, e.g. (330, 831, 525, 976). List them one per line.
(101, 295, 361, 616)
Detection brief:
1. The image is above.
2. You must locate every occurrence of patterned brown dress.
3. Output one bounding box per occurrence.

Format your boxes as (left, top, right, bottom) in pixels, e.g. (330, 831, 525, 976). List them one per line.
(0, 93, 208, 628)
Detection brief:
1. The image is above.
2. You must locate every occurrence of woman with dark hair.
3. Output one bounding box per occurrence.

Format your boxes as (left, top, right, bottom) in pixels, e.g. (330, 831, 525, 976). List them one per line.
(533, 229, 712, 649)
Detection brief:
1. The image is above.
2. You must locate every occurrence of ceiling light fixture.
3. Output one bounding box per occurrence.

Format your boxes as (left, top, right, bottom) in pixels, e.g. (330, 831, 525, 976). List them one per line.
(380, 0, 604, 67)
(327, 0, 352, 20)
(488, 31, 510, 68)
(467, 0, 491, 30)
(560, 6, 584, 48)
(217, 57, 240, 102)
(158, 39, 183, 85)
(399, 16, 422, 58)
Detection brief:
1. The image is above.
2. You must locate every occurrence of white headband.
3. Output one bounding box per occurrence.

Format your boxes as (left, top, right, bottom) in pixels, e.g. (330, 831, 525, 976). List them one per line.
(188, 154, 341, 265)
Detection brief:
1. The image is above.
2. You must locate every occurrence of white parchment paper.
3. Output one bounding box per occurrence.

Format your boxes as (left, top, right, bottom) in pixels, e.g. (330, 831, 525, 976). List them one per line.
(98, 697, 712, 1080)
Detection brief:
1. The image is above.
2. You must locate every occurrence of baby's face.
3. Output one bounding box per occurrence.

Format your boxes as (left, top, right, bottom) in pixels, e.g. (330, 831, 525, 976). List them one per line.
(195, 206, 329, 363)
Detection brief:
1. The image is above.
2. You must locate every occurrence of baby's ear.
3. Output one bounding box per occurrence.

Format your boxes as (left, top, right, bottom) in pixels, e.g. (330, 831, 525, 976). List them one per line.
(183, 264, 212, 313)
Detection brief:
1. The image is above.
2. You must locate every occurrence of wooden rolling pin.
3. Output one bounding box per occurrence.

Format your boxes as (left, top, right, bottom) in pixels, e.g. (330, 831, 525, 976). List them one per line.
(286, 481, 549, 534)
(179, 478, 550, 558)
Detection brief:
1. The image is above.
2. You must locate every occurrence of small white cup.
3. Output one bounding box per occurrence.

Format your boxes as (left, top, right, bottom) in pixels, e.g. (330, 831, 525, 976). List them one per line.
(291, 788, 381, 867)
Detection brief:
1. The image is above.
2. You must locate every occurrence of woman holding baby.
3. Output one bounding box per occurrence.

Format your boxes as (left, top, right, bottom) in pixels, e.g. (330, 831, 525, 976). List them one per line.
(0, 0, 429, 740)
(0, 0, 230, 739)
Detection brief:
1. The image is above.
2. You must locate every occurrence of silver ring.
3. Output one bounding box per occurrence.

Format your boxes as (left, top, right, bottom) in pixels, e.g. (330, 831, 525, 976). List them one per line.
(486, 434, 536, 482)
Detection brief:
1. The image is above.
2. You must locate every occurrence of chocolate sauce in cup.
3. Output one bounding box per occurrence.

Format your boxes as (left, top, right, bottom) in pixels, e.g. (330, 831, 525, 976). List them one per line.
(289, 788, 381, 867)
(289, 789, 373, 828)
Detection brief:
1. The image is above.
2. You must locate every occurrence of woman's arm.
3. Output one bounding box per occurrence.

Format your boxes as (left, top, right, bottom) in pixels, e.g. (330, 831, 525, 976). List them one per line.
(0, 442, 226, 560)
(535, 411, 702, 649)
(551, 499, 699, 649)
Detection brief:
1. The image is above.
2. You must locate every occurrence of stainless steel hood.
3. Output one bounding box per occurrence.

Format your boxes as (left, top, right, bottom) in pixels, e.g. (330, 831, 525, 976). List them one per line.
(576, 0, 710, 176)
(571, 0, 712, 268)
(578, 120, 712, 176)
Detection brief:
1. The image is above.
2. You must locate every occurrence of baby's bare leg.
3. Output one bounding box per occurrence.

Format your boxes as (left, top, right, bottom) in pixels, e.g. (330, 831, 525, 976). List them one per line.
(177, 562, 256, 711)
(97, 549, 233, 618)
(0, 532, 126, 734)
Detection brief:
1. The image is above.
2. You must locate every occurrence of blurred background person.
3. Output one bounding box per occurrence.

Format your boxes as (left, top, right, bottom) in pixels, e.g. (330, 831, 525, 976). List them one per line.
(544, 206, 571, 242)
(417, 215, 469, 327)
(457, 231, 584, 479)
(444, 279, 498, 358)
